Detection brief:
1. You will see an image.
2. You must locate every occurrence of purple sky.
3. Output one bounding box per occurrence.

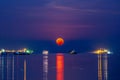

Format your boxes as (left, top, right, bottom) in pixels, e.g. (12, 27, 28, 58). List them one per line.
(0, 0, 120, 52)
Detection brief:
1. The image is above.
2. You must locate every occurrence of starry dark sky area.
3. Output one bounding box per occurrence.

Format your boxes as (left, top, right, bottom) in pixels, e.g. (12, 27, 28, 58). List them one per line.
(0, 0, 120, 53)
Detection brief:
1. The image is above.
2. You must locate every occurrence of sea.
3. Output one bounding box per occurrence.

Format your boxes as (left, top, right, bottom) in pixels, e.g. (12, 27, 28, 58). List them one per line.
(0, 53, 120, 80)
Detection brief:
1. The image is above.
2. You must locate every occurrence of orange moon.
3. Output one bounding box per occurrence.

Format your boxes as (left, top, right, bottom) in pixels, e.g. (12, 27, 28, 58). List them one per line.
(56, 38, 64, 46)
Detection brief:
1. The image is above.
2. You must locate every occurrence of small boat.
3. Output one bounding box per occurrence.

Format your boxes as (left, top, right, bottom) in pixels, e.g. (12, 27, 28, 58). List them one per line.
(68, 49, 77, 54)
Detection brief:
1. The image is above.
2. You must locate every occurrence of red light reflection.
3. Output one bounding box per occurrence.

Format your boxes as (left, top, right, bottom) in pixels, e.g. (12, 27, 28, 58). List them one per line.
(56, 54, 64, 80)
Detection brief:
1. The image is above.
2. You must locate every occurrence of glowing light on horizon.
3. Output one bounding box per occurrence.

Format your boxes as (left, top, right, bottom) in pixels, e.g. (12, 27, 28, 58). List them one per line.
(43, 50, 49, 55)
(56, 38, 64, 46)
(56, 54, 64, 80)
(1, 49, 5, 53)
(93, 48, 111, 54)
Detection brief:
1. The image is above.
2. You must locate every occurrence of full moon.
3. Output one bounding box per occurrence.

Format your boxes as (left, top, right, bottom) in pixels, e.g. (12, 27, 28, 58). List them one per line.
(56, 37, 64, 46)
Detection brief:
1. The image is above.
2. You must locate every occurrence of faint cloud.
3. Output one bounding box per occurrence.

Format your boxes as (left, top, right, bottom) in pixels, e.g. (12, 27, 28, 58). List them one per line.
(13, 0, 120, 40)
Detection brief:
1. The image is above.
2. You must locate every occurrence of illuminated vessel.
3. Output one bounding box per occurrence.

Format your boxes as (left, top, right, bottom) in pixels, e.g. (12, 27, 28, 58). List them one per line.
(0, 48, 33, 55)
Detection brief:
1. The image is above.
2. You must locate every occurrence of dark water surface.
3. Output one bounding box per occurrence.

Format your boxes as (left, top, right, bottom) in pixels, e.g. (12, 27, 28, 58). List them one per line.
(0, 53, 119, 80)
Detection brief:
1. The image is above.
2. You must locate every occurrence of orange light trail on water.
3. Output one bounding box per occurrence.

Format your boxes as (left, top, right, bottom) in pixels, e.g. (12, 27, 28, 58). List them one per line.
(98, 54, 102, 80)
(56, 54, 64, 80)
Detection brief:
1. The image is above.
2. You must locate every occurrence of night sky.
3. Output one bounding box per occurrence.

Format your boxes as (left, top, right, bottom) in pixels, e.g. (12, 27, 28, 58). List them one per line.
(0, 0, 120, 53)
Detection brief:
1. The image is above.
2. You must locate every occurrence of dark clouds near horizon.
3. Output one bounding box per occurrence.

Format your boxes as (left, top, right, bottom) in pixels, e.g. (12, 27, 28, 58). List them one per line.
(0, 0, 120, 52)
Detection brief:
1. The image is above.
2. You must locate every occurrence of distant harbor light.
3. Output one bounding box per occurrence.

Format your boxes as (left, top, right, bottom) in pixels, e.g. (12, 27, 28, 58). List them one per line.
(93, 48, 112, 54)
(42, 50, 49, 55)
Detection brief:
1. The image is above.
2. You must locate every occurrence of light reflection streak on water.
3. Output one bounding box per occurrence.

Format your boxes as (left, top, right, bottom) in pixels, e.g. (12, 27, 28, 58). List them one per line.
(16, 56, 18, 80)
(0, 56, 14, 80)
(0, 57, 1, 79)
(56, 54, 64, 80)
(7, 57, 8, 80)
(104, 54, 108, 80)
(0, 56, 4, 80)
(1, 57, 4, 80)
(0, 54, 109, 80)
(98, 54, 108, 80)
(43, 54, 48, 80)
(12, 56, 14, 80)
(24, 59, 27, 80)
(98, 54, 102, 80)
(6, 56, 14, 80)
